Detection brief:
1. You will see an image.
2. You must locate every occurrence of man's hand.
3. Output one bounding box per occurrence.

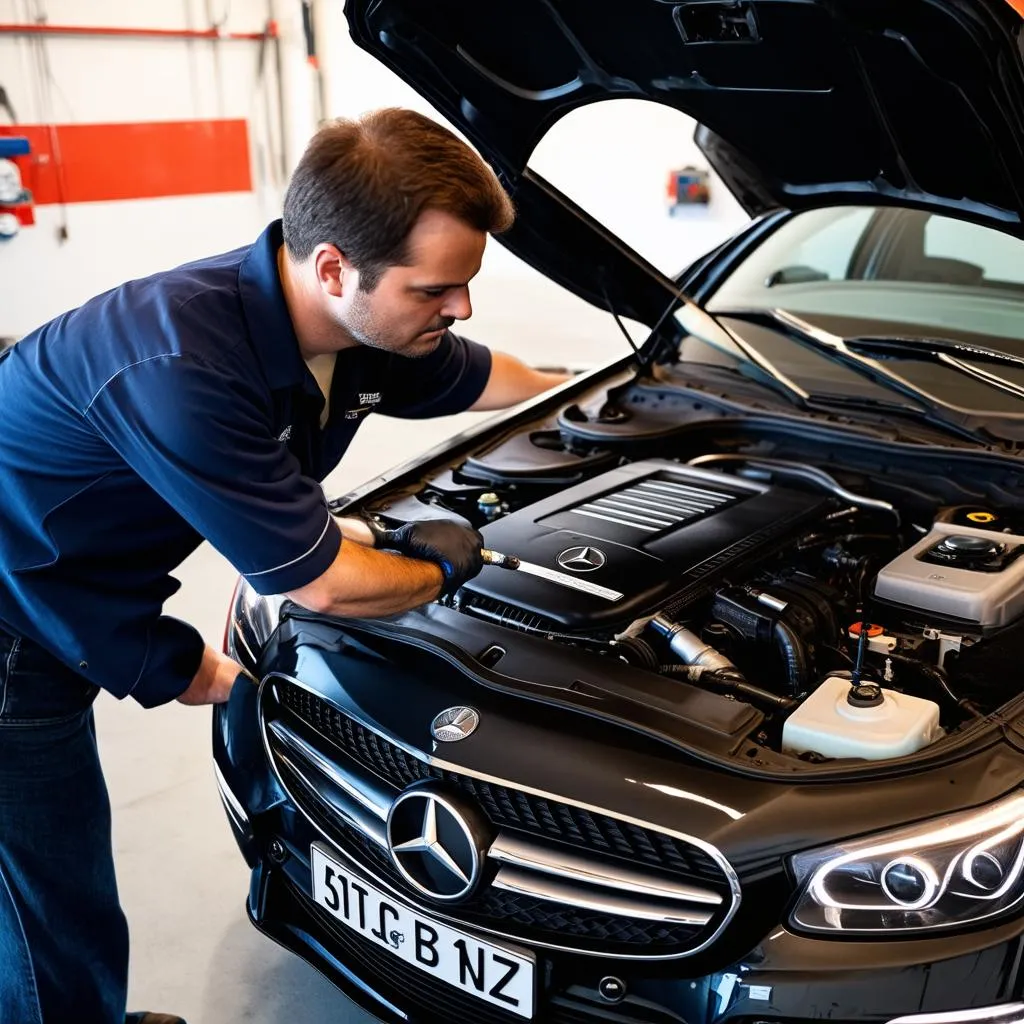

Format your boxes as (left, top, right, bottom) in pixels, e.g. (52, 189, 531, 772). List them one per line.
(177, 645, 244, 706)
(383, 520, 484, 596)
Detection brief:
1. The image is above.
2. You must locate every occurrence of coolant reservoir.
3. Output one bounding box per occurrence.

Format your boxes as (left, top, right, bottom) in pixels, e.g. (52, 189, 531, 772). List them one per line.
(782, 676, 943, 760)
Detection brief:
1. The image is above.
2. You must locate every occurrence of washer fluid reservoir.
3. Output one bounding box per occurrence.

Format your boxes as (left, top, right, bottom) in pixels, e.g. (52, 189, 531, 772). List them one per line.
(783, 676, 943, 760)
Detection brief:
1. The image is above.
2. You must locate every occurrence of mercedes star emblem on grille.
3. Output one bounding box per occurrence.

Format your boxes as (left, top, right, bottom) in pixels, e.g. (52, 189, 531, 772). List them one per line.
(556, 545, 607, 572)
(386, 787, 487, 902)
(430, 706, 479, 742)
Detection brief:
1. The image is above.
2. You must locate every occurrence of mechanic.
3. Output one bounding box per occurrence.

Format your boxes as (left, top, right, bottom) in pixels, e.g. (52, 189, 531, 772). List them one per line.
(0, 107, 569, 1024)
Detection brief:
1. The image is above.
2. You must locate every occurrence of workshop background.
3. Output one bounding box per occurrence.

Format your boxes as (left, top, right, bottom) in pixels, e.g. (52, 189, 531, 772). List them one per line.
(0, 2, 750, 1021)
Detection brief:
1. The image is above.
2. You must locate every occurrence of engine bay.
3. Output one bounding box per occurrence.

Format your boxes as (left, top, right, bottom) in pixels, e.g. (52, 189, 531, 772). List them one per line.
(353, 389, 1024, 766)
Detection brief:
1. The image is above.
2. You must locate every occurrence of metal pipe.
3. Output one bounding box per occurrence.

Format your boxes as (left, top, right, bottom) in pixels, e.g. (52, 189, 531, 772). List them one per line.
(650, 615, 735, 672)
(0, 22, 276, 42)
(270, 0, 317, 175)
(311, 0, 345, 119)
(687, 454, 899, 524)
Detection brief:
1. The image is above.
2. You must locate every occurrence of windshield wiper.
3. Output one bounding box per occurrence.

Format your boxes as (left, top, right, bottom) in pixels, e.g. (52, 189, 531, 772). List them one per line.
(845, 335, 1024, 403)
(714, 307, 1004, 445)
(673, 301, 812, 410)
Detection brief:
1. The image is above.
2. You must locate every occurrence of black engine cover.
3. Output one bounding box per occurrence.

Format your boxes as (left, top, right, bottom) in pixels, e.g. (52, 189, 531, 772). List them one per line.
(461, 460, 827, 630)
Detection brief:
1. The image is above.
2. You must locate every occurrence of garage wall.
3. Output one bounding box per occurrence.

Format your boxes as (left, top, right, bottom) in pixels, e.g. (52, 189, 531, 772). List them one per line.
(0, 0, 290, 339)
(1, 0, 750, 356)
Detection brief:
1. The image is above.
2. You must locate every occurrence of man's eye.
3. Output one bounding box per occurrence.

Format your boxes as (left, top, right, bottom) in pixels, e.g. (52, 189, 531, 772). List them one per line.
(421, 289, 445, 298)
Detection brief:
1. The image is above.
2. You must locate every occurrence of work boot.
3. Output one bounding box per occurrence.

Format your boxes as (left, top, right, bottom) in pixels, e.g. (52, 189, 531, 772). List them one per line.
(125, 1015, 187, 1024)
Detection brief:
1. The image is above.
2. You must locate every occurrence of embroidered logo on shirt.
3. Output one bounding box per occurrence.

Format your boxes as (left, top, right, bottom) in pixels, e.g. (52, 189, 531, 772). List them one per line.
(344, 392, 383, 420)
(278, 425, 293, 442)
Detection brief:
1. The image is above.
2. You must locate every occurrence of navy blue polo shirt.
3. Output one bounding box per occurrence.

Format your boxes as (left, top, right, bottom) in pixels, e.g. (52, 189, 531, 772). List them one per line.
(0, 220, 491, 707)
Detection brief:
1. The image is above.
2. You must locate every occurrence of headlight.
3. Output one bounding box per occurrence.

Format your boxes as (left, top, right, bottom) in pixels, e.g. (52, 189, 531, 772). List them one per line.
(790, 791, 1024, 934)
(224, 578, 282, 675)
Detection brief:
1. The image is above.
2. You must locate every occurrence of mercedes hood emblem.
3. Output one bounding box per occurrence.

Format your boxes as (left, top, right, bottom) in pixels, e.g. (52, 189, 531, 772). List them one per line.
(431, 706, 479, 742)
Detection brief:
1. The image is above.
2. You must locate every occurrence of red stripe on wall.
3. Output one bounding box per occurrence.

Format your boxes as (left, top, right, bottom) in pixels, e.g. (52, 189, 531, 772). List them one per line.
(0, 120, 252, 205)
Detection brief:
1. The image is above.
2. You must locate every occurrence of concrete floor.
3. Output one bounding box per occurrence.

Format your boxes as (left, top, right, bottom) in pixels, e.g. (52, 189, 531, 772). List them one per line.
(96, 284, 630, 1023)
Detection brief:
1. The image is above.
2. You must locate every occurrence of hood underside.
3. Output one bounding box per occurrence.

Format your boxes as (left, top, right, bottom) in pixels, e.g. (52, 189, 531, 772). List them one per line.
(346, 0, 1024, 325)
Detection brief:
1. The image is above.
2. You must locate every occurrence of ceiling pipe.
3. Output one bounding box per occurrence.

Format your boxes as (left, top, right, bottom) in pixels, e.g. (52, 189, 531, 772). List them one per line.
(311, 0, 346, 121)
(0, 23, 277, 42)
(270, 0, 317, 176)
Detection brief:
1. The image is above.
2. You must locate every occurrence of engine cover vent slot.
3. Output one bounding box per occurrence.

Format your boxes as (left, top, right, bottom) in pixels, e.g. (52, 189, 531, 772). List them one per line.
(569, 477, 737, 534)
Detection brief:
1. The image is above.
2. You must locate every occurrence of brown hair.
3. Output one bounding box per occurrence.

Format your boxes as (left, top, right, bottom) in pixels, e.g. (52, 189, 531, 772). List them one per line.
(282, 108, 515, 290)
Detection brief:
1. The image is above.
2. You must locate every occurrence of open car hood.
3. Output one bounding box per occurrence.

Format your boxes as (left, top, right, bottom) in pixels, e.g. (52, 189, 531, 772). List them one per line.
(345, 0, 1024, 327)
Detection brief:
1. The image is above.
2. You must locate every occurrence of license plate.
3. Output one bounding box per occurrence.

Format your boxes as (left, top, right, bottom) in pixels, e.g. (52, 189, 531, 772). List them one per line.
(311, 843, 535, 1018)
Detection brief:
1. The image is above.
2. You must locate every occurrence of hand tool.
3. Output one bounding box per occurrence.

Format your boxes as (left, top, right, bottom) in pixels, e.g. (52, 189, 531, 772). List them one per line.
(481, 548, 520, 569)
(480, 547, 622, 602)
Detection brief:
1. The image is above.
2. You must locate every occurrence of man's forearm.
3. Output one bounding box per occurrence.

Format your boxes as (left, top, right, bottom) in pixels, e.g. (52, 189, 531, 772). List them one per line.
(285, 539, 443, 618)
(470, 351, 572, 411)
(317, 545, 443, 617)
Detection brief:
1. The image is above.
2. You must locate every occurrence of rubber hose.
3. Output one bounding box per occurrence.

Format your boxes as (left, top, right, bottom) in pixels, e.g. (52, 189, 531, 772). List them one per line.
(888, 653, 984, 719)
(767, 579, 841, 645)
(659, 664, 798, 712)
(706, 585, 812, 698)
(612, 636, 661, 671)
(774, 619, 810, 697)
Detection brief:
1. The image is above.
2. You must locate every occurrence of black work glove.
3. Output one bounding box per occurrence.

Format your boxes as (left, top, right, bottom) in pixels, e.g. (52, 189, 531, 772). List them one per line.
(381, 520, 484, 597)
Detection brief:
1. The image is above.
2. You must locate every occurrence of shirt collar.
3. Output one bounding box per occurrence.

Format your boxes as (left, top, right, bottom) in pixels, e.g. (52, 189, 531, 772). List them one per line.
(238, 219, 306, 392)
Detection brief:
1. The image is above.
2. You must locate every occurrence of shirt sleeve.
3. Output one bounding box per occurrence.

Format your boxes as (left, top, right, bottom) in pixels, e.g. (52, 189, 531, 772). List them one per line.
(132, 615, 208, 708)
(377, 330, 492, 418)
(84, 352, 341, 598)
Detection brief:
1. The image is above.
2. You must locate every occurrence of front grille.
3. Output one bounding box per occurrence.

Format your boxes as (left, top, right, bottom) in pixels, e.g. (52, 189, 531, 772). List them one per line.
(468, 887, 702, 947)
(270, 681, 735, 959)
(277, 758, 708, 954)
(568, 476, 738, 534)
(277, 682, 725, 887)
(282, 683, 433, 788)
(457, 775, 722, 884)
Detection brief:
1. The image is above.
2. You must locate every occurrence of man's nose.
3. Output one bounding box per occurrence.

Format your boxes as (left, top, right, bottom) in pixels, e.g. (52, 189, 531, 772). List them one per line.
(442, 287, 472, 321)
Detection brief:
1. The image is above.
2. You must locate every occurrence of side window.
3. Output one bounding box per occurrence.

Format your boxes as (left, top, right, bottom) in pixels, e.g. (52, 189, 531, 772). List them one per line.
(707, 206, 879, 311)
(924, 216, 1024, 286)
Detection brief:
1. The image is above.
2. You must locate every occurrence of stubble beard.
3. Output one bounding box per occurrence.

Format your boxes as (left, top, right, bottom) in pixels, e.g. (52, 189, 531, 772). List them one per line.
(342, 297, 450, 359)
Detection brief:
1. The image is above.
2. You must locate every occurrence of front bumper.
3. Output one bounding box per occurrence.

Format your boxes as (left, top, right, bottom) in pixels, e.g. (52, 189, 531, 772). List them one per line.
(213, 680, 1024, 1024)
(891, 1009, 1024, 1024)
(220, 791, 1024, 1024)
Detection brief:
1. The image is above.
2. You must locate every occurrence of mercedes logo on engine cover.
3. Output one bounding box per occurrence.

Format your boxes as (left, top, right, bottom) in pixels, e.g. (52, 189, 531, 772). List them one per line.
(557, 545, 606, 572)
(386, 786, 488, 902)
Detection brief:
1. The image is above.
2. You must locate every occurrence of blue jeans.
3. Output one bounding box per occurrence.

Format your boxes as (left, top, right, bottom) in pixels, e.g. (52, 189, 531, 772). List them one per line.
(0, 629, 129, 1024)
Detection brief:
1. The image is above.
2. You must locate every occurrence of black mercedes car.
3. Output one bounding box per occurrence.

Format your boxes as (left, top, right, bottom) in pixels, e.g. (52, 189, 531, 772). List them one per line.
(214, 2, 1024, 1022)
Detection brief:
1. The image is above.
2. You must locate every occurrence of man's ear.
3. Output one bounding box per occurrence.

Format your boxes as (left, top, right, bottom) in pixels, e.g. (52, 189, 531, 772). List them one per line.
(312, 244, 353, 298)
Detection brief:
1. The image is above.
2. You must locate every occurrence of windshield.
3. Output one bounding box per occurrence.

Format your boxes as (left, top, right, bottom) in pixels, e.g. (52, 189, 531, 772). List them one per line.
(706, 206, 1024, 343)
